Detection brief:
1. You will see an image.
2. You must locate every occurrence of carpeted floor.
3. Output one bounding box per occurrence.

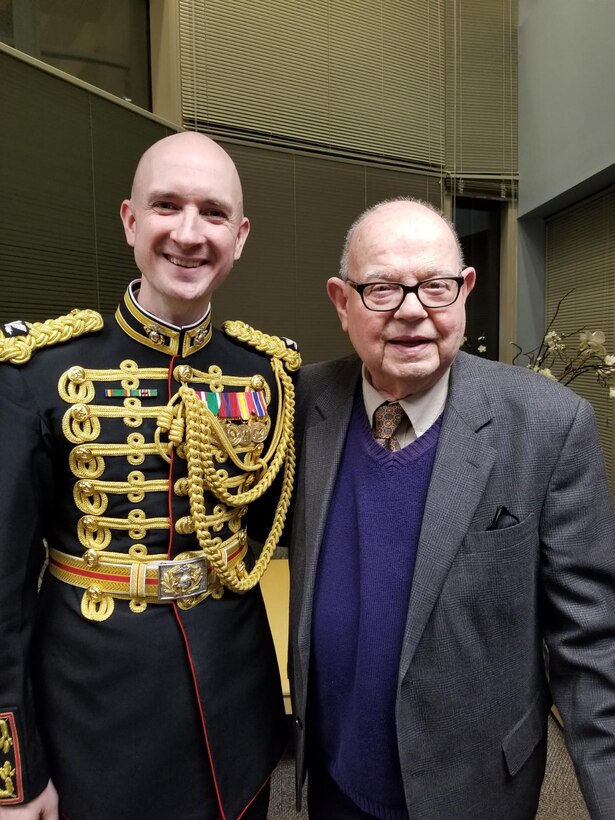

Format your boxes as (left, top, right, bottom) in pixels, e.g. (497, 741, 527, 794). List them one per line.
(536, 715, 589, 820)
(268, 714, 589, 819)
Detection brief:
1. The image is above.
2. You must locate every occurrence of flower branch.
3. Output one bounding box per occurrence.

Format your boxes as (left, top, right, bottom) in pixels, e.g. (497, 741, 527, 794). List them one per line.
(511, 290, 615, 396)
(466, 290, 615, 398)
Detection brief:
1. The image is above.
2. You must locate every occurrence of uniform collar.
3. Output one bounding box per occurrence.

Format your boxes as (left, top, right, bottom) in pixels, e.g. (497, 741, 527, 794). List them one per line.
(114, 281, 212, 357)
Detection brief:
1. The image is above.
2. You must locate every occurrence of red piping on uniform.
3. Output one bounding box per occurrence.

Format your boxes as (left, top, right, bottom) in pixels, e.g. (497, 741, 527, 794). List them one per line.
(166, 356, 178, 561)
(168, 355, 225, 818)
(236, 764, 279, 820)
(173, 605, 226, 819)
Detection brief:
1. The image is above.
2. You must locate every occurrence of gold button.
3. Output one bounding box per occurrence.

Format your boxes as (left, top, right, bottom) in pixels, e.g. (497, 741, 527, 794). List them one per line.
(77, 480, 94, 496)
(175, 516, 195, 535)
(68, 366, 86, 383)
(174, 478, 189, 496)
(83, 549, 100, 568)
(175, 365, 193, 383)
(87, 585, 103, 602)
(82, 516, 98, 532)
(74, 446, 92, 462)
(250, 375, 265, 390)
(71, 403, 89, 422)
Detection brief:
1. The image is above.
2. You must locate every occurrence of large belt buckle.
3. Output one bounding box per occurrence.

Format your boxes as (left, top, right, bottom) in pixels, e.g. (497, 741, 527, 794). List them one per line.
(157, 555, 208, 601)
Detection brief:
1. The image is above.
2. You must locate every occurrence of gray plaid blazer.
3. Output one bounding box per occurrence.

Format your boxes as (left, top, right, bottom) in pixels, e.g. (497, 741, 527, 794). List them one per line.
(289, 350, 615, 819)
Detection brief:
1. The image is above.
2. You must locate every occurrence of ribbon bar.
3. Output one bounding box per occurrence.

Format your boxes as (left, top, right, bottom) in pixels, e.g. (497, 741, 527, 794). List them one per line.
(194, 390, 267, 420)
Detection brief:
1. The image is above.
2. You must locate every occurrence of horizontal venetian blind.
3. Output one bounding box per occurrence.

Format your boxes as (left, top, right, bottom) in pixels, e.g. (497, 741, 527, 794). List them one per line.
(179, 0, 517, 198)
(179, 0, 444, 169)
(0, 48, 174, 323)
(444, 0, 517, 196)
(545, 190, 615, 487)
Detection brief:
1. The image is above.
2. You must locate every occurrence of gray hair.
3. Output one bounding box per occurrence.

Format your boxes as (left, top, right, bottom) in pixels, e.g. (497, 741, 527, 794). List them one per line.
(339, 197, 465, 280)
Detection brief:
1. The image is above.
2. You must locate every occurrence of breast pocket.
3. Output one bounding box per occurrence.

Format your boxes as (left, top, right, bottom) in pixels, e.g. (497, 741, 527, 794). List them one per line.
(461, 512, 537, 556)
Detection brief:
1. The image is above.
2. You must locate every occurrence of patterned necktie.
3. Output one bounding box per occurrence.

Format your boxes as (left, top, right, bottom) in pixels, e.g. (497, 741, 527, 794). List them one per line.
(372, 401, 405, 451)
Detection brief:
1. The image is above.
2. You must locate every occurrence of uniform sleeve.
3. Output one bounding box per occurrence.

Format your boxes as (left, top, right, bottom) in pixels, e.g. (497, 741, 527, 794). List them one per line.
(539, 397, 615, 818)
(0, 363, 52, 804)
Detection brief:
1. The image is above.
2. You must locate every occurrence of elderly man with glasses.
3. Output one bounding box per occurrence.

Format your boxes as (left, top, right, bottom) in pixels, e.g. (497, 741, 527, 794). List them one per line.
(288, 198, 615, 820)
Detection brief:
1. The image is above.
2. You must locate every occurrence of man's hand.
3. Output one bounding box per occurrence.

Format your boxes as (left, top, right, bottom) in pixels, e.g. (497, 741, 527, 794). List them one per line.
(0, 781, 58, 819)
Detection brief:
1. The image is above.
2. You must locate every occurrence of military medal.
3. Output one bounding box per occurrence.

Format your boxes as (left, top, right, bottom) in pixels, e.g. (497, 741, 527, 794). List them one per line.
(195, 389, 269, 445)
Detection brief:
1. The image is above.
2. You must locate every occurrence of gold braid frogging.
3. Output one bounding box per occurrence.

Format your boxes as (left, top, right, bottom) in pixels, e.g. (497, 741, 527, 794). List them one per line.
(0, 310, 103, 364)
(181, 358, 295, 593)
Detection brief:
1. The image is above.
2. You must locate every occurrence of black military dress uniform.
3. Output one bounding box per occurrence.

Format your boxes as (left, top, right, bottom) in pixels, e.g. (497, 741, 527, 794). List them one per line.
(0, 283, 300, 820)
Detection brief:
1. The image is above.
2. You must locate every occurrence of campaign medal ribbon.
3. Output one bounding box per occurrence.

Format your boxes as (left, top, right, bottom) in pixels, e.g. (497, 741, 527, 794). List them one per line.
(194, 390, 269, 445)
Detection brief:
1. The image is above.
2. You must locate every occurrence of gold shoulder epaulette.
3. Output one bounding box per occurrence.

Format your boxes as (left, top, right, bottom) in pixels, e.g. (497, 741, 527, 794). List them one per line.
(0, 308, 104, 365)
(223, 320, 301, 372)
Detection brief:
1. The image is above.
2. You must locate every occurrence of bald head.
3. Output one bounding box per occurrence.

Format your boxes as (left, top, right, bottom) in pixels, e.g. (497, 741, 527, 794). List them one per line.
(130, 132, 245, 215)
(340, 198, 464, 280)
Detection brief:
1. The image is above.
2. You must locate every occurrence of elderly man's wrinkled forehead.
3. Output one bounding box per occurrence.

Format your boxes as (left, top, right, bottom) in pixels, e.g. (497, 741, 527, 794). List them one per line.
(349, 201, 463, 272)
(130, 132, 244, 214)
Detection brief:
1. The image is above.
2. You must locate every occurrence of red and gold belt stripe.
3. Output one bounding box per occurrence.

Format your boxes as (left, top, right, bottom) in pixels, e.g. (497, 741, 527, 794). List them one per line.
(47, 532, 247, 602)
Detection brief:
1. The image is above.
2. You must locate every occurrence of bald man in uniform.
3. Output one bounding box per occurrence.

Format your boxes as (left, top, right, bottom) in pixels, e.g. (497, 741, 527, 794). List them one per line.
(0, 132, 299, 820)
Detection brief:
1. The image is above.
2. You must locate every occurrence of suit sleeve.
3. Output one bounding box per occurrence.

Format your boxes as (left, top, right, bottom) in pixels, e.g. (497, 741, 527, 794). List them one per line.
(0, 363, 52, 804)
(539, 397, 615, 818)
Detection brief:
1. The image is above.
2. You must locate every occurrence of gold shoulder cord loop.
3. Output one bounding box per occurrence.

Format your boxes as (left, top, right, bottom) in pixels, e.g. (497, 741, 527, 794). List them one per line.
(222, 320, 301, 373)
(181, 354, 298, 593)
(0, 309, 104, 365)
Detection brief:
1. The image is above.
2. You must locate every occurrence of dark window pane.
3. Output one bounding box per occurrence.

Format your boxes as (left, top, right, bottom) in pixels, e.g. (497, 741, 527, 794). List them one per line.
(454, 197, 501, 360)
(0, 0, 150, 109)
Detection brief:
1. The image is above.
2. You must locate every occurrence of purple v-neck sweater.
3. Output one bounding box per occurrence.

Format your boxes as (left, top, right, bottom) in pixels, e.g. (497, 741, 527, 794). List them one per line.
(310, 394, 442, 819)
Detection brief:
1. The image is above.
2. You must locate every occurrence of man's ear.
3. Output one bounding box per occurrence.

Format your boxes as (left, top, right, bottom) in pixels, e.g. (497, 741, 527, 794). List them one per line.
(326, 277, 350, 332)
(461, 266, 476, 299)
(120, 200, 136, 248)
(233, 217, 250, 261)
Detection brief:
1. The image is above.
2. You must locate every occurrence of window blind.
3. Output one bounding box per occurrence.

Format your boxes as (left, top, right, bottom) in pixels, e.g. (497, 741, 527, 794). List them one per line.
(178, 0, 517, 196)
(444, 0, 518, 196)
(179, 0, 445, 170)
(545, 190, 615, 487)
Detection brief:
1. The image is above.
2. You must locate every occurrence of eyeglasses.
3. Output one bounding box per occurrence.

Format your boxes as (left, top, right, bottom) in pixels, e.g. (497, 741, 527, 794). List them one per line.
(345, 276, 466, 311)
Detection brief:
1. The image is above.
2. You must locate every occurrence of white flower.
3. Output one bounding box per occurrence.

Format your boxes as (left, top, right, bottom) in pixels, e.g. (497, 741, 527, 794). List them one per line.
(579, 330, 607, 355)
(604, 354, 615, 366)
(477, 345, 487, 353)
(544, 330, 562, 350)
(538, 368, 557, 380)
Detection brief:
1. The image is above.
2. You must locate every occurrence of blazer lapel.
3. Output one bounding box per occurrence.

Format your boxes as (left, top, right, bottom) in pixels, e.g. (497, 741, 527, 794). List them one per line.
(399, 354, 497, 680)
(295, 359, 361, 650)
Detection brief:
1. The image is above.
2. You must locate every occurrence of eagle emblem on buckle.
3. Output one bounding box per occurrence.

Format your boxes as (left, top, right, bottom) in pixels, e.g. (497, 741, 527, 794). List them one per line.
(158, 557, 208, 600)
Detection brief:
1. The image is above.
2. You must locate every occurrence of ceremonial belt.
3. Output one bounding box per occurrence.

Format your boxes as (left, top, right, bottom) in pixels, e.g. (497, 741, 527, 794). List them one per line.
(47, 530, 247, 604)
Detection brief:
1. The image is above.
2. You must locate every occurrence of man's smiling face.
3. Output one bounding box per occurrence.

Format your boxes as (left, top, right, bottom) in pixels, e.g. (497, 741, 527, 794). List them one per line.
(327, 201, 475, 399)
(120, 132, 249, 326)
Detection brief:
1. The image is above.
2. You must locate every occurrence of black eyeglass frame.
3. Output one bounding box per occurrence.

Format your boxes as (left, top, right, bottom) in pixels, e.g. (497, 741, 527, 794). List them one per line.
(345, 275, 466, 311)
